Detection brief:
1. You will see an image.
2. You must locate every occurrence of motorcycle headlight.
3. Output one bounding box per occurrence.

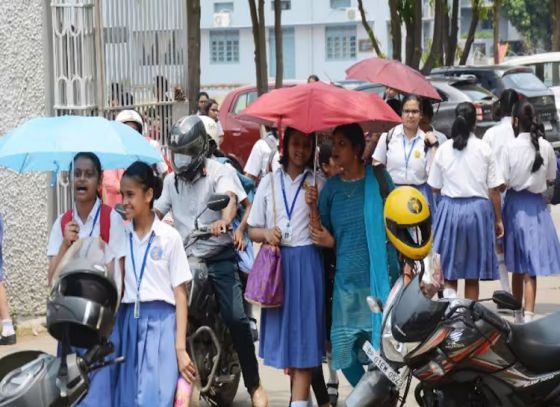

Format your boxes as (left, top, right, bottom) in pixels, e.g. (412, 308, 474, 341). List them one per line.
(381, 311, 406, 363)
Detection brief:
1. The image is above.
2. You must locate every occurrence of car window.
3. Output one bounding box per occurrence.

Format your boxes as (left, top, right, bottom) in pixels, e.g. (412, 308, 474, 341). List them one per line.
(232, 91, 258, 114)
(502, 72, 548, 91)
(453, 84, 495, 101)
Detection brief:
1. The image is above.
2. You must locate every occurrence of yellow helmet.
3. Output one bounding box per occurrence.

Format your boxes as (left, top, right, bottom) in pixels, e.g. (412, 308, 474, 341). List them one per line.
(384, 186, 432, 260)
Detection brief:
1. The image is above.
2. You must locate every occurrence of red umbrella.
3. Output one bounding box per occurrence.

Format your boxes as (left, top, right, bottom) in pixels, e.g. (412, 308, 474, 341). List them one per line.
(346, 57, 441, 101)
(238, 81, 401, 134)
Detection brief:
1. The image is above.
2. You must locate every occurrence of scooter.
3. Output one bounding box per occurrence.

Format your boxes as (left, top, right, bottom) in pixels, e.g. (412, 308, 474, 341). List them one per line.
(185, 194, 241, 407)
(347, 264, 560, 407)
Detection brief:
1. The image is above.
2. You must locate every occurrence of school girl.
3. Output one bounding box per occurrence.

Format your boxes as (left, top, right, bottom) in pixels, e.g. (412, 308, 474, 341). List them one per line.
(428, 102, 505, 300)
(501, 100, 560, 323)
(46, 152, 127, 407)
(373, 94, 440, 209)
(248, 128, 325, 407)
(483, 89, 520, 295)
(114, 161, 194, 407)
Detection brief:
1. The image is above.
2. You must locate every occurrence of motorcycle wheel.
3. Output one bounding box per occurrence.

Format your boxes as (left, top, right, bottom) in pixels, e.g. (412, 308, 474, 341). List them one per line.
(206, 345, 241, 407)
(415, 383, 438, 407)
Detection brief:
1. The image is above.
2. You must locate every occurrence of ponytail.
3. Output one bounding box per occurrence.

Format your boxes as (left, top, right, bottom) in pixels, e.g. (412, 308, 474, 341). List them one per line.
(451, 102, 476, 151)
(494, 89, 519, 120)
(512, 100, 544, 173)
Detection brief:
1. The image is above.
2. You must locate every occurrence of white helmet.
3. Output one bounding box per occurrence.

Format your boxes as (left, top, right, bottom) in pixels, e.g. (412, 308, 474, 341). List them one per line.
(199, 115, 219, 145)
(115, 110, 144, 134)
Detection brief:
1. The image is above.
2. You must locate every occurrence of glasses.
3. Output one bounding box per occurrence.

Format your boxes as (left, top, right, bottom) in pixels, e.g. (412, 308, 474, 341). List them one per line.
(403, 109, 420, 116)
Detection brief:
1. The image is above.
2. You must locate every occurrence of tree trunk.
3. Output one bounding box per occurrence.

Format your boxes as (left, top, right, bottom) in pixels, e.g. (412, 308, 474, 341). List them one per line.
(357, 0, 385, 57)
(404, 18, 414, 66)
(446, 0, 459, 66)
(410, 0, 423, 69)
(493, 0, 501, 64)
(459, 0, 481, 65)
(274, 0, 283, 88)
(422, 0, 445, 74)
(553, 0, 560, 51)
(248, 0, 268, 95)
(186, 0, 201, 115)
(389, 0, 402, 61)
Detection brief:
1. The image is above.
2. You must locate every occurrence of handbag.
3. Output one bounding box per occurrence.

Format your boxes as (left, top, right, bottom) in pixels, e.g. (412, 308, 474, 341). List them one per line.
(244, 172, 284, 308)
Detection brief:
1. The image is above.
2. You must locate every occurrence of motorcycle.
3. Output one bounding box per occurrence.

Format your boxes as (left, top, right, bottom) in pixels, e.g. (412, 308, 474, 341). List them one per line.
(0, 238, 122, 406)
(185, 194, 242, 407)
(347, 263, 560, 407)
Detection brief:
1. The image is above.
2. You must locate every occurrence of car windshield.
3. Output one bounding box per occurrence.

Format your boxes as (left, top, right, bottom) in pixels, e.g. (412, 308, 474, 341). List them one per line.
(454, 84, 495, 101)
(502, 72, 548, 91)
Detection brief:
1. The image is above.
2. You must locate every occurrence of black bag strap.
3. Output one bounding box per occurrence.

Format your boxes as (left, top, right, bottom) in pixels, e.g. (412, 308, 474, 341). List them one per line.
(373, 164, 390, 202)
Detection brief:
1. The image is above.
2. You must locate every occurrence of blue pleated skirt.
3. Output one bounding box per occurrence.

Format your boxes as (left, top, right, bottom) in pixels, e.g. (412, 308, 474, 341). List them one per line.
(114, 301, 178, 407)
(504, 189, 560, 277)
(433, 196, 499, 281)
(259, 244, 325, 369)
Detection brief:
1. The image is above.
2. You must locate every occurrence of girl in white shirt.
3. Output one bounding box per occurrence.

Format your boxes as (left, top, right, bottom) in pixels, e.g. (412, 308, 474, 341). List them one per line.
(428, 102, 505, 300)
(501, 100, 560, 323)
(115, 161, 194, 407)
(373, 94, 440, 209)
(248, 128, 324, 407)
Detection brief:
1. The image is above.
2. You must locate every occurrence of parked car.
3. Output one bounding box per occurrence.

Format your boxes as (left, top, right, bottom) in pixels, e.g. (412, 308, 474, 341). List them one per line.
(431, 65, 560, 148)
(354, 76, 497, 137)
(219, 81, 304, 165)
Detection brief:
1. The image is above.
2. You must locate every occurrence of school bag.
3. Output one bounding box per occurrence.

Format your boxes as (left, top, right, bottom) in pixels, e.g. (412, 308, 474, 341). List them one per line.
(60, 205, 112, 244)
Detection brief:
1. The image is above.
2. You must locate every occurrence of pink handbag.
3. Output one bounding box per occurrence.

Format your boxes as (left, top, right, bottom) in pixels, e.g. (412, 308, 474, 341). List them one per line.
(244, 172, 284, 308)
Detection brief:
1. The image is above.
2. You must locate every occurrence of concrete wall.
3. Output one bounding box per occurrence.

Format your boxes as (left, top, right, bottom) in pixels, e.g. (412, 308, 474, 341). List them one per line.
(0, 1, 50, 318)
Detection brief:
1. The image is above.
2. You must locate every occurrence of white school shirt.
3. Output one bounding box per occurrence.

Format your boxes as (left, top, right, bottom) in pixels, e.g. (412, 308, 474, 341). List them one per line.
(244, 138, 281, 178)
(122, 216, 191, 305)
(372, 124, 432, 185)
(428, 135, 504, 199)
(47, 198, 127, 260)
(482, 116, 515, 171)
(154, 159, 245, 258)
(248, 168, 323, 247)
(501, 132, 557, 194)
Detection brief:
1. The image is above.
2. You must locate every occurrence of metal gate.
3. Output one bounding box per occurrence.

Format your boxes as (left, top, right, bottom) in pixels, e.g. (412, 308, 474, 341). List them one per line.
(50, 0, 188, 215)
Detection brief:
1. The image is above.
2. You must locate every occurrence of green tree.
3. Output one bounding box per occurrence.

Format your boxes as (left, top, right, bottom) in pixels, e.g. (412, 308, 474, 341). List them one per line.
(503, 0, 553, 51)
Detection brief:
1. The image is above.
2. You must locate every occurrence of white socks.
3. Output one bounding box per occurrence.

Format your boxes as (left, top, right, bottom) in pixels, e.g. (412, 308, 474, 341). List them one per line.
(524, 311, 535, 323)
(497, 253, 511, 293)
(327, 352, 338, 385)
(290, 401, 310, 407)
(443, 288, 458, 299)
(1, 319, 14, 336)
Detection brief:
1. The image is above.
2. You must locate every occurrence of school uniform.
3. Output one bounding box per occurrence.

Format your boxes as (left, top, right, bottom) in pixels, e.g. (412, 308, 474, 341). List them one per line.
(483, 117, 515, 171)
(373, 124, 437, 209)
(248, 168, 325, 369)
(115, 216, 191, 407)
(428, 136, 504, 281)
(244, 137, 281, 179)
(47, 198, 127, 407)
(501, 133, 560, 277)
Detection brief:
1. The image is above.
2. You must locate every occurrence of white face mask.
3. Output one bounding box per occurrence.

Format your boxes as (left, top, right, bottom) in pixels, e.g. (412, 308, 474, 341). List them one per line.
(173, 153, 193, 168)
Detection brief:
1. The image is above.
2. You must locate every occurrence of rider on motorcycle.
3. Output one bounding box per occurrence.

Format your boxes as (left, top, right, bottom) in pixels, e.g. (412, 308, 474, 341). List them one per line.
(153, 115, 268, 407)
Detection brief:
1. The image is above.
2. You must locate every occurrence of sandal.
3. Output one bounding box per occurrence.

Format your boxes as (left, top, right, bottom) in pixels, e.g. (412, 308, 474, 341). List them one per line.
(327, 382, 339, 406)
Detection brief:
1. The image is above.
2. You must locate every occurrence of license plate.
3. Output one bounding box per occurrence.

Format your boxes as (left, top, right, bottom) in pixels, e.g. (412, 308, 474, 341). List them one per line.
(544, 121, 553, 131)
(362, 341, 404, 388)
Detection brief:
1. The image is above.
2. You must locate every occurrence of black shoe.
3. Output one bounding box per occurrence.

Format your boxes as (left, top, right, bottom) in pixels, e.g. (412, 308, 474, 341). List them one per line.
(497, 303, 512, 315)
(249, 318, 259, 342)
(0, 334, 16, 345)
(327, 382, 339, 406)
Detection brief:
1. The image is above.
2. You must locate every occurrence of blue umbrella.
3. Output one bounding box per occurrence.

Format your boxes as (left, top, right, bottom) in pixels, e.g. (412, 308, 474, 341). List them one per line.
(0, 115, 162, 173)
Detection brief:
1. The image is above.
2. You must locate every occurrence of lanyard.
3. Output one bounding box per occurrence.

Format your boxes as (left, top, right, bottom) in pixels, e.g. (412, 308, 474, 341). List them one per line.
(279, 171, 308, 223)
(402, 136, 419, 170)
(129, 231, 156, 318)
(88, 204, 102, 237)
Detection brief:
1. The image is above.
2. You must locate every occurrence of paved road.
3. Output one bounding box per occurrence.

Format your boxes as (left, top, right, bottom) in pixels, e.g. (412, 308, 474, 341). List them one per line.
(2, 207, 560, 406)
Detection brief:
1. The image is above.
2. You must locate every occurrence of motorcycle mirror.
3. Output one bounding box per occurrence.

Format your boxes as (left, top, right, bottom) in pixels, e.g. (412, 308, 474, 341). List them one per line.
(492, 290, 522, 311)
(207, 194, 230, 211)
(367, 296, 383, 314)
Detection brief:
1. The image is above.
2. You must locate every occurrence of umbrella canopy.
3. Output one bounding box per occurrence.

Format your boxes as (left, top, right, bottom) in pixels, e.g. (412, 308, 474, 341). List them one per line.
(238, 81, 401, 134)
(0, 116, 162, 173)
(346, 57, 441, 101)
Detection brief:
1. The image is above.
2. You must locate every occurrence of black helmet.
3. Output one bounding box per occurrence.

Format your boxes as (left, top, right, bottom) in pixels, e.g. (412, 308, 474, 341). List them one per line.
(168, 115, 208, 182)
(47, 238, 120, 349)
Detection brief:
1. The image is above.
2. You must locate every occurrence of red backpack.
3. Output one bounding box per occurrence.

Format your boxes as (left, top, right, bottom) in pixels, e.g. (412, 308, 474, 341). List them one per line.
(60, 204, 112, 243)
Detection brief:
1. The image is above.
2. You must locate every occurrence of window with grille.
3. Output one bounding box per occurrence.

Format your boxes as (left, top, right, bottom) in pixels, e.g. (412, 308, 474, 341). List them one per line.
(136, 30, 184, 66)
(210, 30, 240, 63)
(325, 25, 357, 61)
(214, 2, 234, 13)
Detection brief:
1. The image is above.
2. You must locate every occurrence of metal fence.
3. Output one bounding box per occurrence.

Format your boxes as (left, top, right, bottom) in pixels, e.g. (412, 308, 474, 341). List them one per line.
(50, 0, 188, 215)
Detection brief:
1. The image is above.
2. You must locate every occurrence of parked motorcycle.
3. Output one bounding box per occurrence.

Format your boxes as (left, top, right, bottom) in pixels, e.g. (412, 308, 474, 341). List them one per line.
(185, 194, 241, 406)
(347, 266, 560, 407)
(0, 238, 122, 406)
